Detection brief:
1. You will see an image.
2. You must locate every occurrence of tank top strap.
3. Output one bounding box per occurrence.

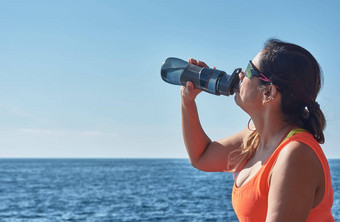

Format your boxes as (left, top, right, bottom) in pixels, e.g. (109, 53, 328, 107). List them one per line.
(284, 128, 306, 141)
(258, 128, 308, 191)
(265, 129, 323, 169)
(260, 130, 332, 194)
(284, 132, 332, 192)
(263, 128, 306, 166)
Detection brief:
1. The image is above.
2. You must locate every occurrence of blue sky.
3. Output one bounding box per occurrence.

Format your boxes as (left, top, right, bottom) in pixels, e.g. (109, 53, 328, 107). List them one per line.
(1, 0, 340, 158)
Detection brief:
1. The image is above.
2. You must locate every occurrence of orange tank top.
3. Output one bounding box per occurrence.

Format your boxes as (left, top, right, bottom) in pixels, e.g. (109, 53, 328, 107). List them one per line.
(232, 131, 334, 222)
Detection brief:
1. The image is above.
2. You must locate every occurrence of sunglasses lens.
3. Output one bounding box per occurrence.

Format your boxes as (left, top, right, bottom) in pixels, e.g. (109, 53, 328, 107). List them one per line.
(245, 63, 253, 78)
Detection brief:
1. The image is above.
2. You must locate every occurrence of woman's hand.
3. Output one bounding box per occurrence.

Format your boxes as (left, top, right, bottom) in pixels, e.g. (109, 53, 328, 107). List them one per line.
(180, 58, 212, 103)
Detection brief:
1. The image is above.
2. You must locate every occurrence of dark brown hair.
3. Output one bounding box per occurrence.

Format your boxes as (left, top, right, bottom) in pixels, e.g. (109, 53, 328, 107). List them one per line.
(260, 39, 326, 143)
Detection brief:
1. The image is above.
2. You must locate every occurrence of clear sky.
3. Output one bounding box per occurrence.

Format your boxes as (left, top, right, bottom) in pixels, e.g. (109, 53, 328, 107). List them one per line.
(1, 0, 340, 158)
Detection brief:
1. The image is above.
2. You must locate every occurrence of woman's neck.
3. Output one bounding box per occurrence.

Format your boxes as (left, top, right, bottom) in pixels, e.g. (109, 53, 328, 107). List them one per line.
(252, 112, 294, 152)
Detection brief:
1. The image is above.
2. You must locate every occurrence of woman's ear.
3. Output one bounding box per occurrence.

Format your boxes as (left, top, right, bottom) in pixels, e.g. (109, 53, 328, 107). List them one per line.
(262, 84, 277, 106)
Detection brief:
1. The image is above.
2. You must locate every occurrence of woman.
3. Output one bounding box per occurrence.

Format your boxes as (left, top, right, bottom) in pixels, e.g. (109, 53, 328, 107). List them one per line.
(181, 39, 334, 221)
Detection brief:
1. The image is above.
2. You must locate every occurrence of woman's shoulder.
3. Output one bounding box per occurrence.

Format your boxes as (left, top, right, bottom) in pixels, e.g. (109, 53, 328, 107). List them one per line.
(277, 131, 327, 170)
(271, 140, 324, 188)
(277, 140, 322, 168)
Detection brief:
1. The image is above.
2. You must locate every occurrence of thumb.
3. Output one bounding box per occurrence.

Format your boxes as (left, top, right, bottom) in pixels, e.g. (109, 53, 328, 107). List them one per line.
(186, 81, 195, 90)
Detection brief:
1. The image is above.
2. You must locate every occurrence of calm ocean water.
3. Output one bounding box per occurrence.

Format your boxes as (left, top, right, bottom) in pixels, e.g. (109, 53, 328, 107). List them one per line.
(0, 159, 339, 221)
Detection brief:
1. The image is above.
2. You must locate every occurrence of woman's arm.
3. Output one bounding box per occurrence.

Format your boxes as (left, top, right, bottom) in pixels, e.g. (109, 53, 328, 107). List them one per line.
(266, 141, 324, 221)
(181, 59, 248, 172)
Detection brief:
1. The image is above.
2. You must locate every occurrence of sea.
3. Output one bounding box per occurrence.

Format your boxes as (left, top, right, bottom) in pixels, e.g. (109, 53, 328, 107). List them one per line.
(0, 158, 339, 222)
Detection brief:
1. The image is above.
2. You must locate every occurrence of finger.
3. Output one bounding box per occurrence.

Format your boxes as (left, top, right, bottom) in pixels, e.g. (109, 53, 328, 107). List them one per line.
(197, 60, 208, 67)
(188, 58, 197, 65)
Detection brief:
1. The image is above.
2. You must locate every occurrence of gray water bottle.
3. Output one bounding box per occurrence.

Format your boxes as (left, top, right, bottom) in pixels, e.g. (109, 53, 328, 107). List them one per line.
(161, 57, 241, 96)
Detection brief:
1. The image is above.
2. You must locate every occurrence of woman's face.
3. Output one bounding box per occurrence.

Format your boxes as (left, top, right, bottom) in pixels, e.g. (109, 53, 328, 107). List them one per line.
(235, 51, 264, 112)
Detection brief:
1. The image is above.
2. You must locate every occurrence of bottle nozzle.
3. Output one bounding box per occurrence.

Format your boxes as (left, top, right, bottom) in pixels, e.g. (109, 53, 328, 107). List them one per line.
(217, 68, 241, 96)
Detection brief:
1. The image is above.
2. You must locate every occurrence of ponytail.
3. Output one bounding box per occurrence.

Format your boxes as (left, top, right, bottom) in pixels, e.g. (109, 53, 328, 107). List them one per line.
(301, 101, 326, 144)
